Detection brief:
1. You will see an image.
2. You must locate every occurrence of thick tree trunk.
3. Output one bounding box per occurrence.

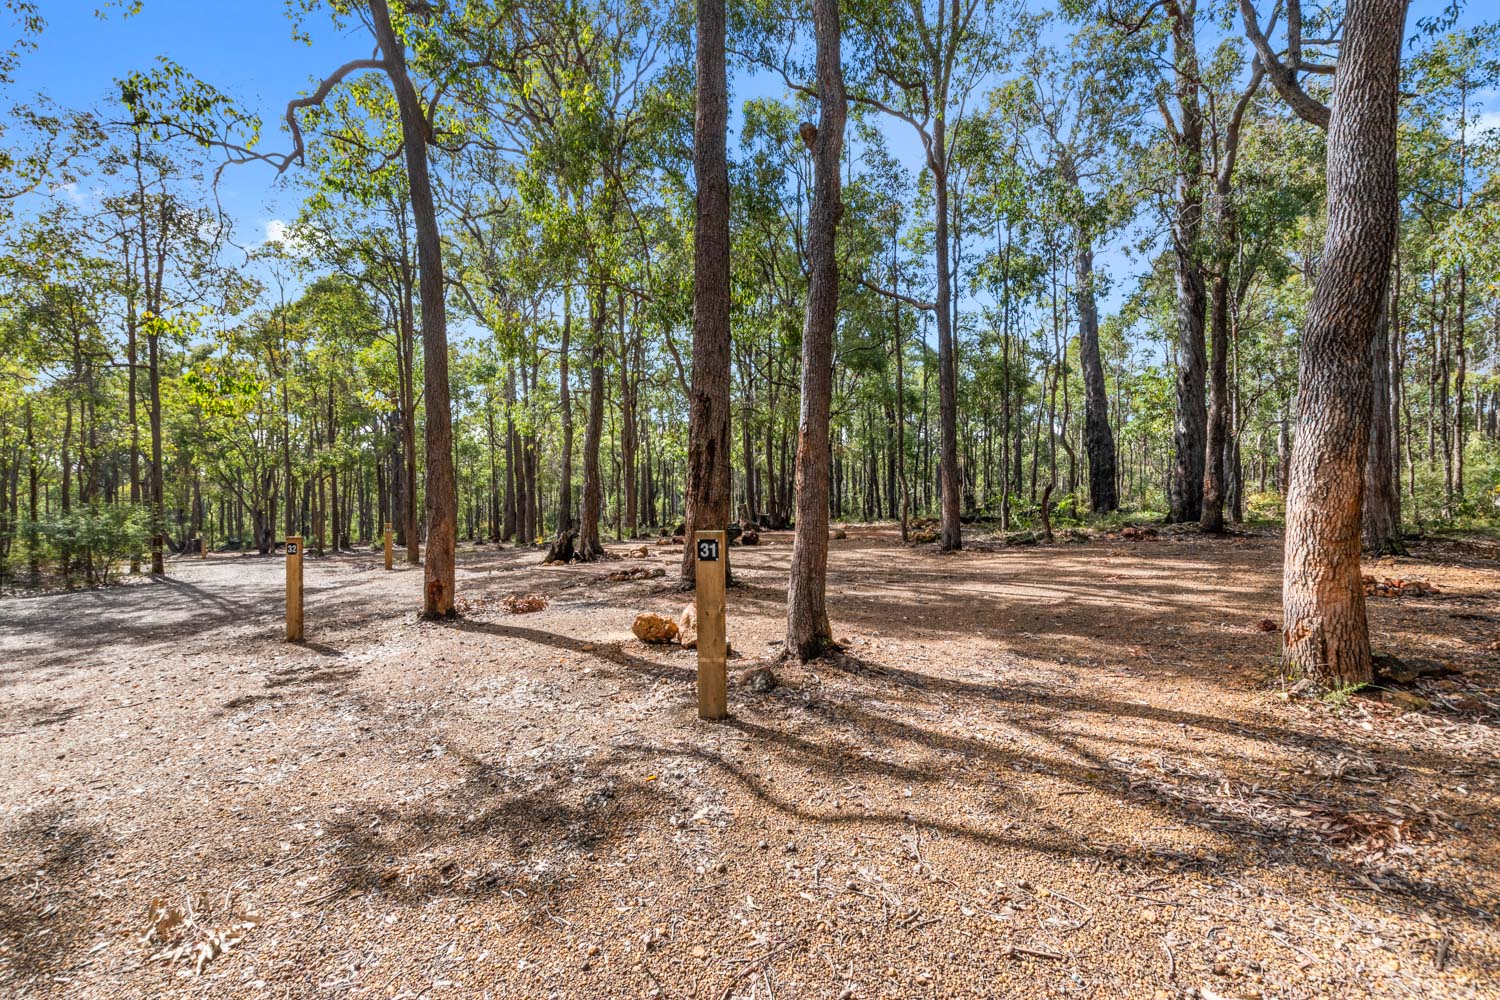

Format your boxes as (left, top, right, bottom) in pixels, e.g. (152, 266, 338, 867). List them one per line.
(370, 0, 456, 617)
(681, 0, 733, 586)
(787, 2, 845, 661)
(1075, 239, 1117, 514)
(1282, 0, 1403, 687)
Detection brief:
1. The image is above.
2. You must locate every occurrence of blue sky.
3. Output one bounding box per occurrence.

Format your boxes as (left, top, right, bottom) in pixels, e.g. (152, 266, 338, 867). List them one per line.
(11, 1, 1495, 336)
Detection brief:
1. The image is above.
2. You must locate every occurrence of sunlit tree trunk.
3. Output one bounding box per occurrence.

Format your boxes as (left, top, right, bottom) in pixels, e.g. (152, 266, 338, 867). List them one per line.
(1280, 0, 1403, 686)
(787, 0, 846, 660)
(681, 0, 733, 586)
(578, 290, 607, 559)
(1165, 2, 1207, 525)
(369, 0, 456, 617)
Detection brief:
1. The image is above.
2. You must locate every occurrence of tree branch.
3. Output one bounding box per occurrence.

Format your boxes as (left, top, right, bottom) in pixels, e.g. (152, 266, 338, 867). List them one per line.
(1238, 0, 1330, 129)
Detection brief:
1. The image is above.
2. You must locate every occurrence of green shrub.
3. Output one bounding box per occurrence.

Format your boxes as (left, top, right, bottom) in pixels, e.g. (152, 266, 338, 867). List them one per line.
(32, 504, 152, 585)
(1246, 491, 1285, 521)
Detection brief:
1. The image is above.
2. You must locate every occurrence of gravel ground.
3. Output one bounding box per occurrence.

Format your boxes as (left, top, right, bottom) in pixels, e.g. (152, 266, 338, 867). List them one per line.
(1, 526, 1496, 999)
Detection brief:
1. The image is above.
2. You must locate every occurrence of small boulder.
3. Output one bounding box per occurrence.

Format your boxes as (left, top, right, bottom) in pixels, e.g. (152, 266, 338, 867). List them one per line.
(738, 666, 778, 693)
(741, 529, 760, 546)
(632, 613, 679, 644)
(830, 528, 847, 540)
(679, 603, 698, 649)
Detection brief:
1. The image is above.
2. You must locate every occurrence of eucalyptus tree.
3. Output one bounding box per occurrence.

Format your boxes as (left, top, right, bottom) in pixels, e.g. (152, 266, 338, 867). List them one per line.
(122, 0, 477, 614)
(1240, 0, 1405, 686)
(1189, 43, 1267, 532)
(1085, 0, 1212, 523)
(732, 95, 812, 531)
(1398, 24, 1500, 523)
(682, 0, 734, 584)
(848, 133, 921, 536)
(786, 0, 847, 661)
(1018, 27, 1150, 513)
(94, 124, 241, 574)
(1, 211, 117, 555)
(839, 0, 1014, 551)
(292, 101, 425, 563)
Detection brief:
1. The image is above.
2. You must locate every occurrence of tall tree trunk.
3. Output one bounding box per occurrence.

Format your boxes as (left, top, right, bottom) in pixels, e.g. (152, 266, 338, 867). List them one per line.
(1201, 61, 1261, 533)
(125, 247, 141, 574)
(577, 292, 607, 559)
(1281, 0, 1403, 687)
(1453, 263, 1466, 503)
(1166, 5, 1207, 525)
(1363, 293, 1403, 554)
(932, 123, 961, 551)
(558, 284, 575, 534)
(681, 0, 733, 586)
(400, 297, 419, 563)
(1201, 269, 1231, 532)
(786, 8, 845, 660)
(619, 307, 640, 539)
(894, 251, 910, 540)
(148, 324, 166, 574)
(1075, 238, 1117, 514)
(503, 365, 518, 541)
(370, 0, 456, 617)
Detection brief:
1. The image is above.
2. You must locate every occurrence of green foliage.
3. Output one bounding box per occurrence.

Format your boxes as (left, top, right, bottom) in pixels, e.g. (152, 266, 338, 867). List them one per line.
(31, 504, 152, 585)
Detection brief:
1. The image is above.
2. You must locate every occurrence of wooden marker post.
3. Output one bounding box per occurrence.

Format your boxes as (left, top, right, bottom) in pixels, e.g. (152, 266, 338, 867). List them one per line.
(200, 533, 207, 559)
(383, 522, 394, 571)
(694, 530, 728, 720)
(286, 535, 304, 642)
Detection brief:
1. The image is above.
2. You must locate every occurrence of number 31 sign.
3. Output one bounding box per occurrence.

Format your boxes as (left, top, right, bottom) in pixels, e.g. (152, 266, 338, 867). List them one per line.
(697, 538, 720, 562)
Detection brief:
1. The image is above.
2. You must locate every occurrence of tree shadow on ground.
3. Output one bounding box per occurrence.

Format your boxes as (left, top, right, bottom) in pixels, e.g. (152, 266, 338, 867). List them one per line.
(314, 742, 661, 927)
(0, 806, 109, 989)
(438, 616, 1494, 928)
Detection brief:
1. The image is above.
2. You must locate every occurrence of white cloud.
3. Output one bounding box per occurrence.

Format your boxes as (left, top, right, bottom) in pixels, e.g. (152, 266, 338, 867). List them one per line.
(260, 218, 310, 256)
(51, 182, 96, 207)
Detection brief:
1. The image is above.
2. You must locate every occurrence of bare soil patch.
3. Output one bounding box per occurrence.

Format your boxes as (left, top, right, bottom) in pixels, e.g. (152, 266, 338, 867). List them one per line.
(1, 527, 1496, 998)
